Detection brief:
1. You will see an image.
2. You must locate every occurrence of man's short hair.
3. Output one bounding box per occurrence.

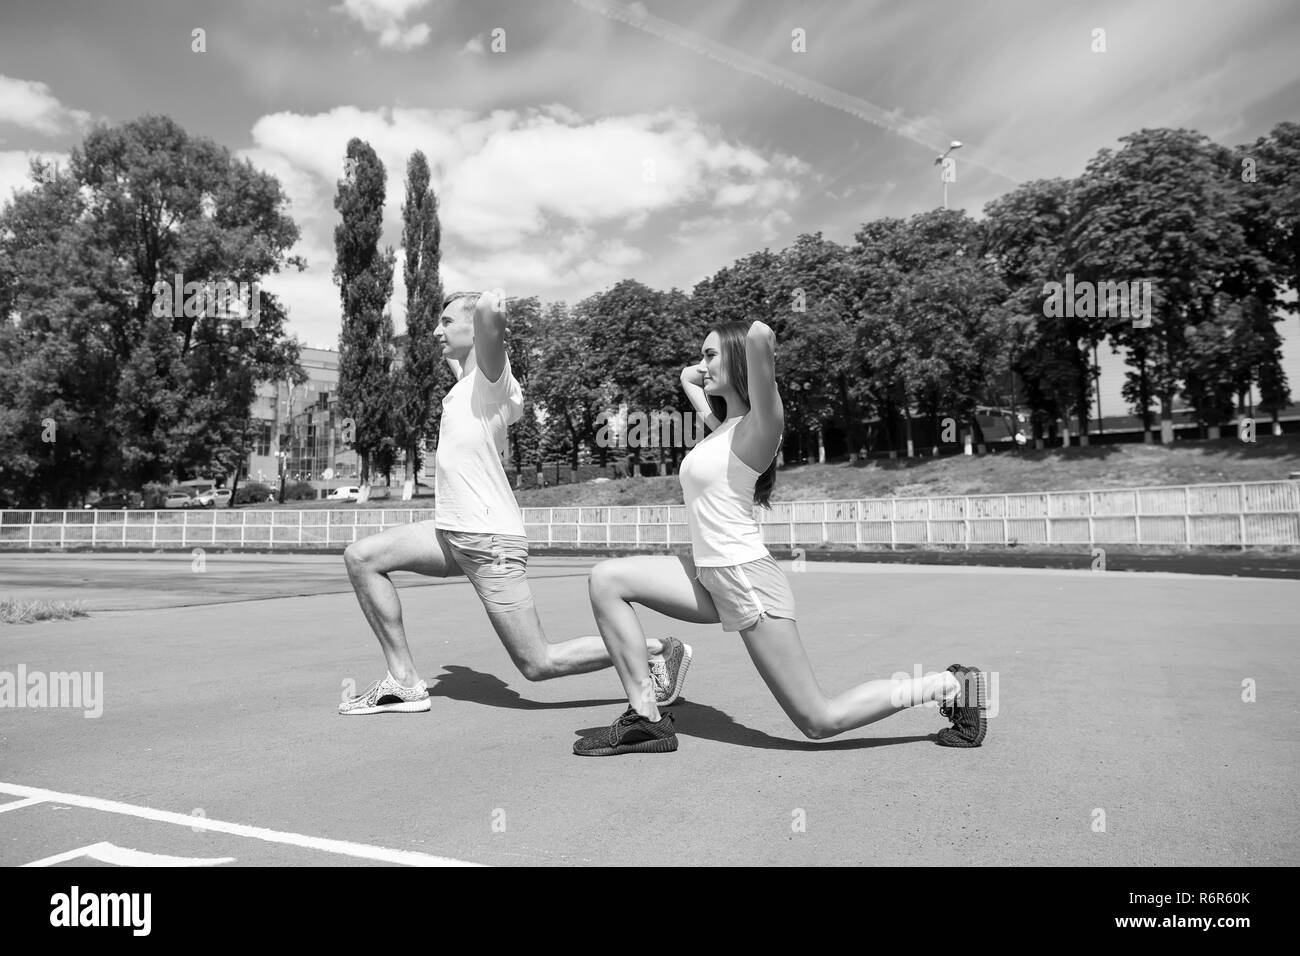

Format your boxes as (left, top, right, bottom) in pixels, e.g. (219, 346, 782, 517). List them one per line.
(443, 291, 482, 313)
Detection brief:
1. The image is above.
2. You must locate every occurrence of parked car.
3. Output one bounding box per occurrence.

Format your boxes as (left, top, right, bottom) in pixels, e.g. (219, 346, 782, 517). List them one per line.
(194, 488, 233, 508)
(326, 486, 360, 501)
(163, 492, 197, 509)
(84, 492, 137, 510)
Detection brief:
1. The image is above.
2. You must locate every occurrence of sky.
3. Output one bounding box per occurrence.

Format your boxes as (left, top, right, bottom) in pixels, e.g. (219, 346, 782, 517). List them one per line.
(1, 0, 1298, 413)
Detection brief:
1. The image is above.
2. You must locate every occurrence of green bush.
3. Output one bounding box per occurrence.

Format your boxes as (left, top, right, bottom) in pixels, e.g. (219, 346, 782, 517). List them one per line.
(141, 482, 170, 509)
(233, 481, 273, 505)
(285, 480, 316, 501)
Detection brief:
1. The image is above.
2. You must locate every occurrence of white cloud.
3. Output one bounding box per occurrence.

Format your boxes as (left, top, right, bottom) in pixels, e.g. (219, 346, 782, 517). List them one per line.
(332, 0, 433, 50)
(234, 104, 808, 341)
(442, 108, 807, 249)
(0, 150, 69, 212)
(462, 35, 486, 55)
(0, 76, 91, 137)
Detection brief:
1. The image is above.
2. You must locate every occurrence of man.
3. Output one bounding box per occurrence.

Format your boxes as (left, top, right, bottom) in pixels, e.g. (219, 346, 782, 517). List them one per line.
(340, 290, 691, 715)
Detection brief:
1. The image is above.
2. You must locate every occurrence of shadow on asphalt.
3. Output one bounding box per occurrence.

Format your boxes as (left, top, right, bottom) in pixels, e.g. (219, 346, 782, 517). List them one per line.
(576, 699, 936, 751)
(427, 664, 937, 749)
(427, 664, 623, 710)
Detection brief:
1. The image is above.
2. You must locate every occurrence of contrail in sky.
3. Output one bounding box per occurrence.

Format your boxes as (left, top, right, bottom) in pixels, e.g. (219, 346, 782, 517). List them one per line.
(570, 0, 1020, 184)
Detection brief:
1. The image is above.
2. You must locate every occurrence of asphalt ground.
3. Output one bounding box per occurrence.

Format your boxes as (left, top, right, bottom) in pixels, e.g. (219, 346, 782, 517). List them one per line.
(1, 552, 1297, 866)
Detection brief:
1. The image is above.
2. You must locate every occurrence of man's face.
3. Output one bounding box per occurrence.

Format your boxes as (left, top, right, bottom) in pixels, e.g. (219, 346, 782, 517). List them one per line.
(434, 297, 476, 360)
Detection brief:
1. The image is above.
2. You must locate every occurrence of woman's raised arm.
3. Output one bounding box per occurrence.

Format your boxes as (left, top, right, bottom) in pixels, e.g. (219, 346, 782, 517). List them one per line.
(680, 363, 722, 432)
(732, 320, 784, 470)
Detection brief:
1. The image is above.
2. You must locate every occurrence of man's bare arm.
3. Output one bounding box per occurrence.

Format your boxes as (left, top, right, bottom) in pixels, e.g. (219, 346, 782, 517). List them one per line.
(473, 290, 508, 383)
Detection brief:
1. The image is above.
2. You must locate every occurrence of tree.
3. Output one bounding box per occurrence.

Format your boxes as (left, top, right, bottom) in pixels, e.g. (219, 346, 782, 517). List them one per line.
(1241, 122, 1300, 314)
(983, 179, 1084, 445)
(588, 280, 700, 475)
(1071, 128, 1260, 444)
(1231, 122, 1297, 431)
(503, 295, 544, 481)
(532, 300, 612, 478)
(688, 250, 781, 328)
(395, 150, 445, 499)
(334, 139, 397, 499)
(771, 233, 853, 460)
(847, 210, 1008, 457)
(0, 116, 303, 507)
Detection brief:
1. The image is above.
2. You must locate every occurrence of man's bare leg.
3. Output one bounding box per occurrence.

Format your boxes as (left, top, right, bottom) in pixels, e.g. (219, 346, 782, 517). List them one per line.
(343, 523, 461, 686)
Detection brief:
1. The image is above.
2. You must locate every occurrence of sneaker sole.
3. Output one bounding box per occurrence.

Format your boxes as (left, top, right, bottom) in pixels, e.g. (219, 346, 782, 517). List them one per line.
(339, 698, 431, 716)
(656, 644, 694, 707)
(573, 736, 678, 756)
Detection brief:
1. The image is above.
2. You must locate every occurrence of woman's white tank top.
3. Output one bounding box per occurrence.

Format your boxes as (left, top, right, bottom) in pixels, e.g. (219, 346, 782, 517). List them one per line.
(678, 417, 770, 567)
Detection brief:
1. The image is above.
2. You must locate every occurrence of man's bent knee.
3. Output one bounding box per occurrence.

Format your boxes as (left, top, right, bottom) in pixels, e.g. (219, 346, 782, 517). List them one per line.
(343, 541, 371, 573)
(517, 656, 554, 682)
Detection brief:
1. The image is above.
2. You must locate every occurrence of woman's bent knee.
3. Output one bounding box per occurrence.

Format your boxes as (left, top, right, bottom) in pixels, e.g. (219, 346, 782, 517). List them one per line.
(795, 712, 836, 740)
(588, 560, 622, 598)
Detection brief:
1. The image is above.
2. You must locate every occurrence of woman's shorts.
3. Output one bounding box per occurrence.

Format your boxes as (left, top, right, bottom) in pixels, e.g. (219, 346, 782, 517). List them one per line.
(694, 554, 797, 632)
(416, 523, 535, 614)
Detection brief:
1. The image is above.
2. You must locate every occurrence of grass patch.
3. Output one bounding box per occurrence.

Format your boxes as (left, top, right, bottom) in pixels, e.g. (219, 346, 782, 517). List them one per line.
(0, 599, 90, 624)
(515, 434, 1300, 507)
(188, 435, 1300, 512)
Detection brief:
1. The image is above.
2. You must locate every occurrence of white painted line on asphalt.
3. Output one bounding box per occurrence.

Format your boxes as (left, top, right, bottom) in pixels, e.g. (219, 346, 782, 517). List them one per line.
(23, 841, 235, 867)
(0, 796, 45, 813)
(0, 782, 482, 867)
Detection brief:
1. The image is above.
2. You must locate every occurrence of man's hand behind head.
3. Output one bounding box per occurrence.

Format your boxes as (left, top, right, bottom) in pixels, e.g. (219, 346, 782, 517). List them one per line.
(473, 287, 509, 381)
(477, 288, 508, 323)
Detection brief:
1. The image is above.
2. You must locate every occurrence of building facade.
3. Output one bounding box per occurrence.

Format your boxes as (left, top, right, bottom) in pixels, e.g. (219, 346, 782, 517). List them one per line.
(241, 346, 433, 490)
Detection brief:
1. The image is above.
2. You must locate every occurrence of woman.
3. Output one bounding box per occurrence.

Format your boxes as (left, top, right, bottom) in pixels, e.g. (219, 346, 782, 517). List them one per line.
(574, 320, 987, 755)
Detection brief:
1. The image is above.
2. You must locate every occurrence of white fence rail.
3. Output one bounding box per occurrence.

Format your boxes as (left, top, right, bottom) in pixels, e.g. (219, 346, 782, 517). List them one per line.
(2, 480, 1298, 551)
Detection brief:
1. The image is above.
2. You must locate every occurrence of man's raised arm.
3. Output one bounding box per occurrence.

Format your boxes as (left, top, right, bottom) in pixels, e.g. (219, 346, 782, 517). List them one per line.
(473, 289, 508, 383)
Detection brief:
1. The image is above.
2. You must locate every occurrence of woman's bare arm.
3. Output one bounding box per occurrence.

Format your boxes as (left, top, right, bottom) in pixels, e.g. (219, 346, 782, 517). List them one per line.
(732, 320, 784, 472)
(680, 364, 722, 432)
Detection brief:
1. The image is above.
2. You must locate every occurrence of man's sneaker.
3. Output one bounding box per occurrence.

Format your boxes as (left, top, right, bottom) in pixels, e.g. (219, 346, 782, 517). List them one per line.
(650, 637, 693, 706)
(573, 708, 678, 756)
(937, 664, 987, 747)
(339, 675, 431, 715)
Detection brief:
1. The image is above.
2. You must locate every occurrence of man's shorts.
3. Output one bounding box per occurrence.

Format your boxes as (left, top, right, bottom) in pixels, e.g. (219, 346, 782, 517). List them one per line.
(416, 522, 535, 614)
(694, 554, 797, 632)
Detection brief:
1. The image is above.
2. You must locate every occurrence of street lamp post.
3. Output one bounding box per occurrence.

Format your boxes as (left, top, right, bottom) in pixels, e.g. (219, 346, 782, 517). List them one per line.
(278, 376, 298, 504)
(277, 449, 287, 504)
(933, 140, 963, 210)
(1094, 342, 1103, 435)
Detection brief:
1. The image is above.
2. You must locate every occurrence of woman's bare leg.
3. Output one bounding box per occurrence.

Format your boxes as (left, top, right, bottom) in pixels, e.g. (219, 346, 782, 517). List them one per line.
(739, 617, 959, 739)
(588, 554, 720, 719)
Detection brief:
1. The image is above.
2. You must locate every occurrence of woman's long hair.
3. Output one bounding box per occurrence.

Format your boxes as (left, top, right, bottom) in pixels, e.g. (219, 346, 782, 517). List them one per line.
(705, 321, 781, 509)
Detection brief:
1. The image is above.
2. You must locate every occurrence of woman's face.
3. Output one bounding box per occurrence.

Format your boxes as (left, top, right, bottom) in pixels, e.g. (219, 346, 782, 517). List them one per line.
(700, 331, 725, 395)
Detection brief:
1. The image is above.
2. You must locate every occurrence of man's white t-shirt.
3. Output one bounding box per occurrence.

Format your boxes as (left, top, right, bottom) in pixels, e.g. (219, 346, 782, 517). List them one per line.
(433, 350, 527, 536)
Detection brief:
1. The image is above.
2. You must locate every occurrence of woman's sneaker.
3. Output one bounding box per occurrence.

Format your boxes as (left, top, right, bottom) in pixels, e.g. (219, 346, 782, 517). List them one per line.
(650, 637, 693, 706)
(937, 664, 987, 747)
(573, 708, 678, 756)
(339, 675, 431, 715)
